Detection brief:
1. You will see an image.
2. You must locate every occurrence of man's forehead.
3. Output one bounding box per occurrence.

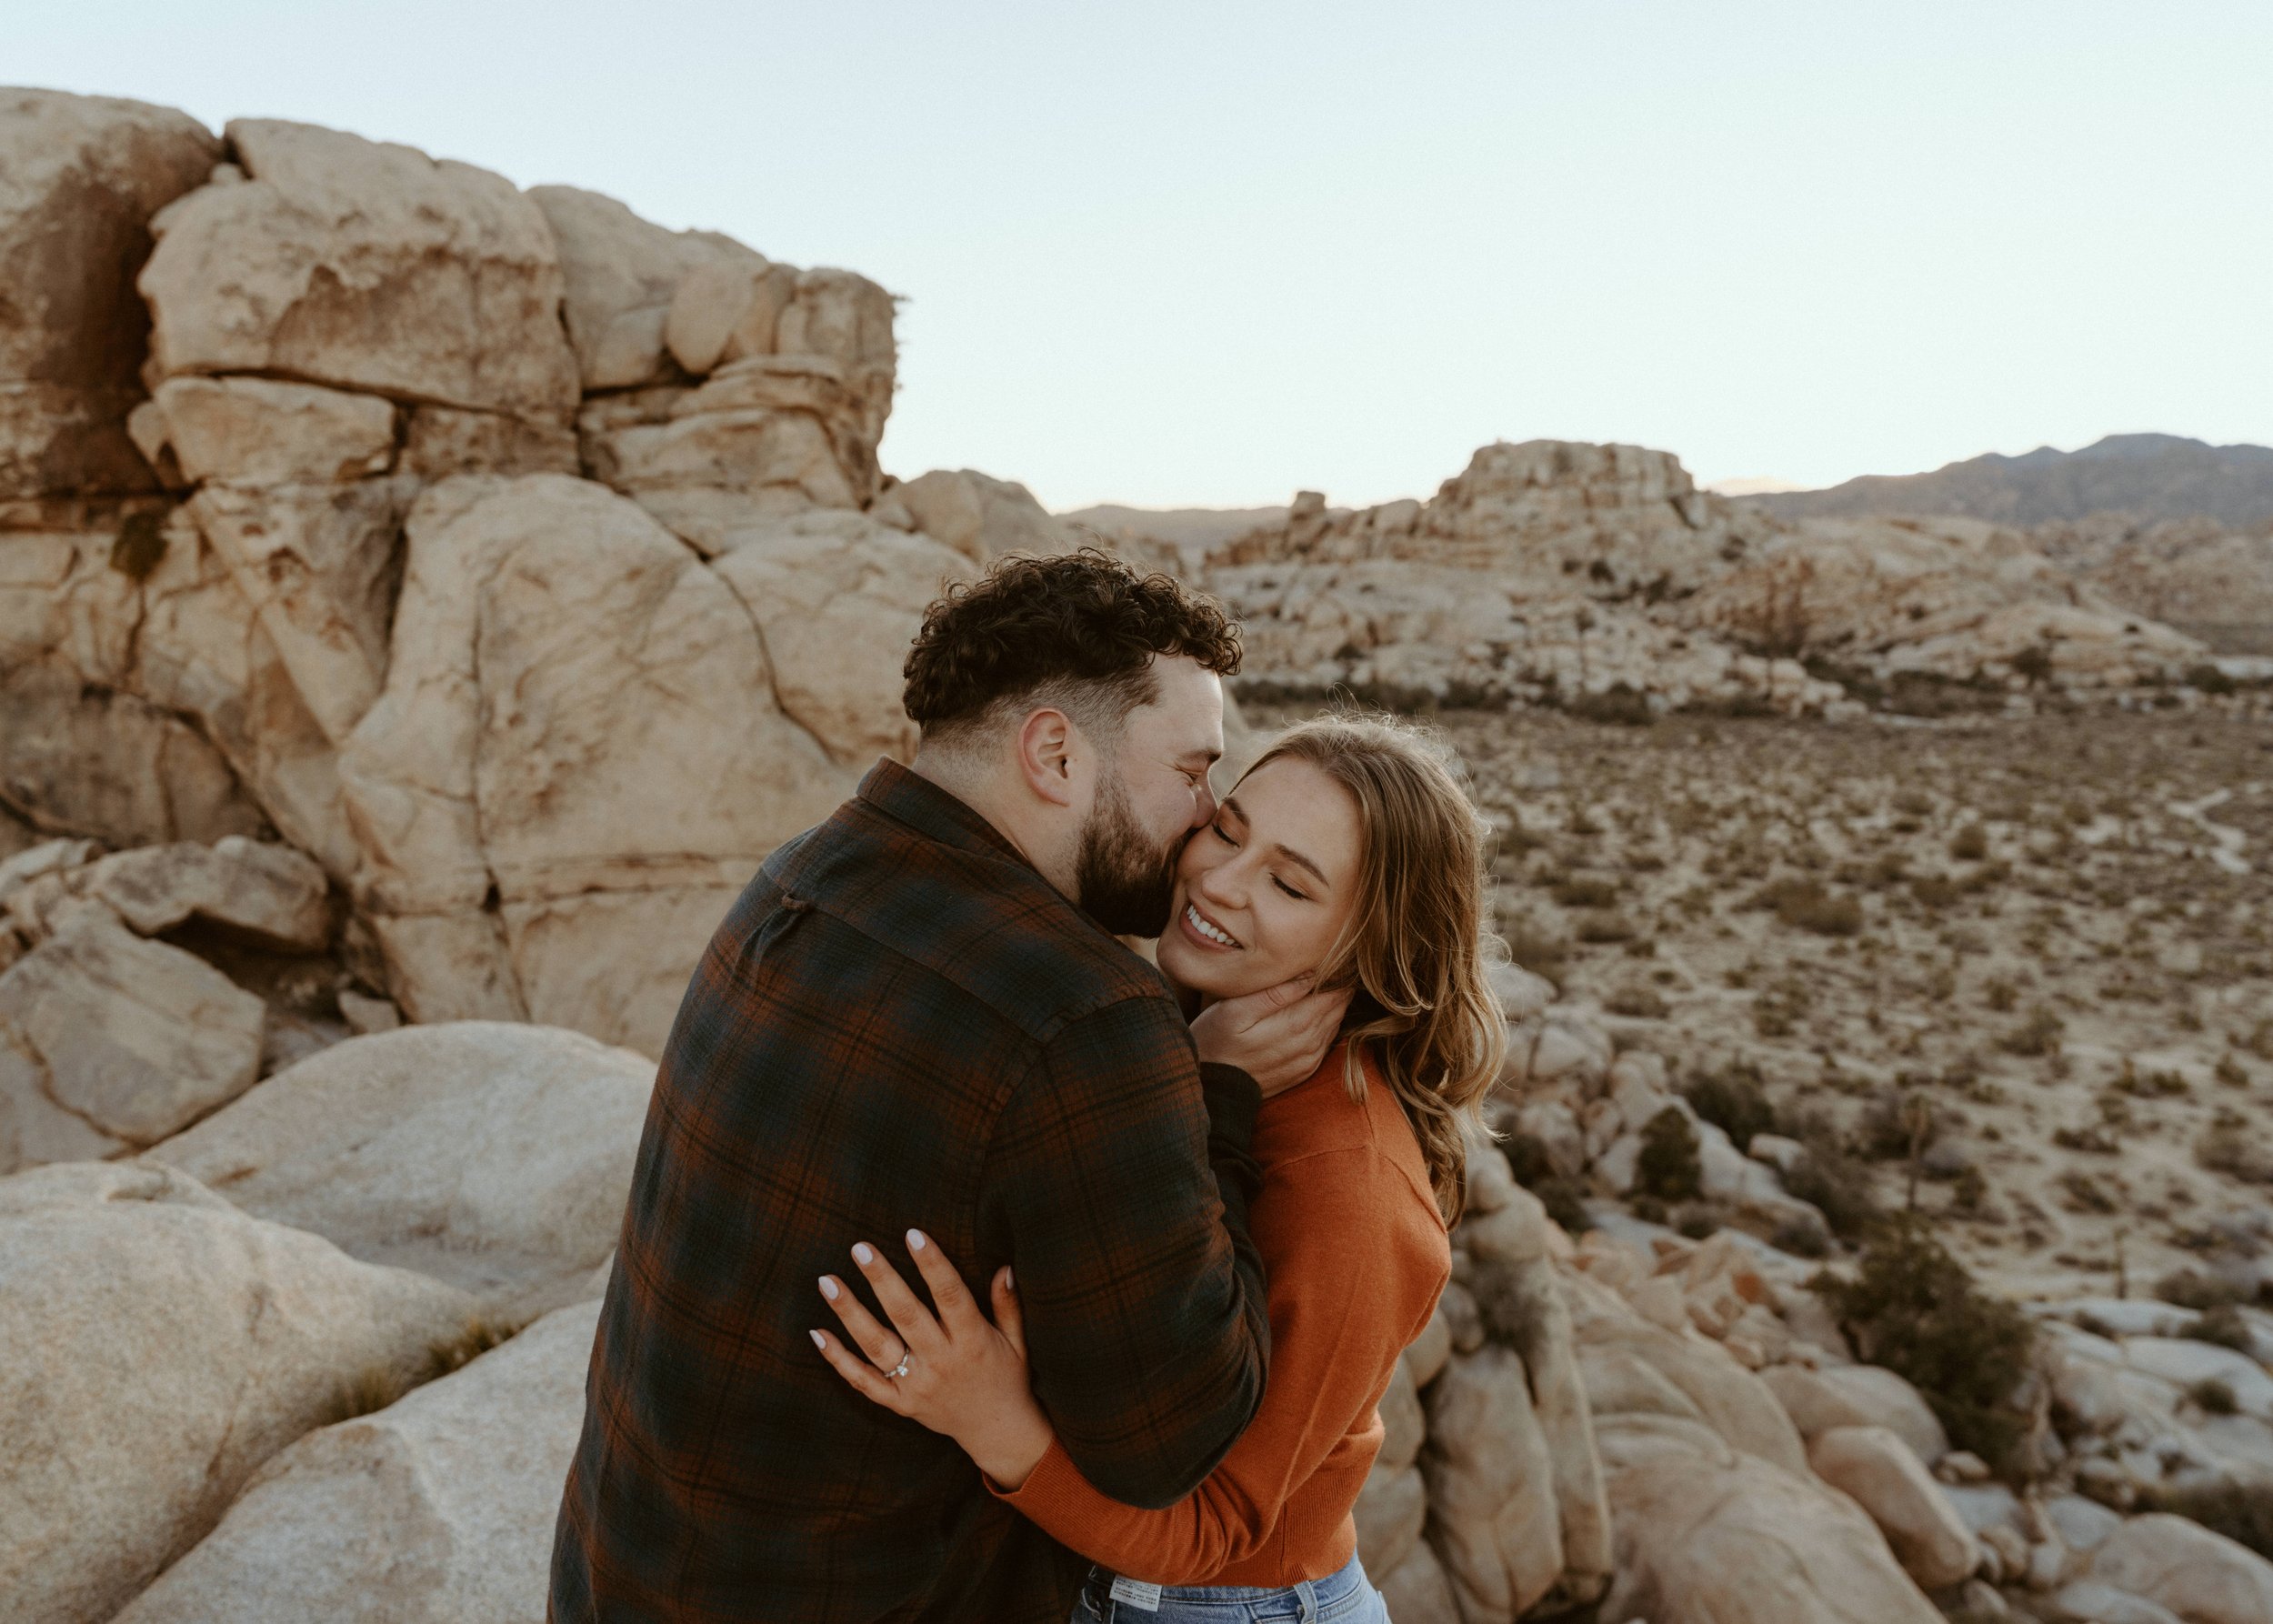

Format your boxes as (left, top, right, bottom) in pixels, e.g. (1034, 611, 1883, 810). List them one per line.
(1133, 657, 1225, 753)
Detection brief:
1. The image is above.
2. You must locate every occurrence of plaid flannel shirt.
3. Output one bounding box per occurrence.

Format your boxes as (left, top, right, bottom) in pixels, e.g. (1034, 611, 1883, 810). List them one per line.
(549, 758, 1271, 1623)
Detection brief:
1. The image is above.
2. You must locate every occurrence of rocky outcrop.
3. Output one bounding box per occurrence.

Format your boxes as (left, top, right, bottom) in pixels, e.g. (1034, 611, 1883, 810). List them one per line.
(114, 1298, 600, 1624)
(0, 89, 218, 499)
(1207, 439, 2212, 712)
(0, 1161, 478, 1624)
(147, 1023, 651, 1316)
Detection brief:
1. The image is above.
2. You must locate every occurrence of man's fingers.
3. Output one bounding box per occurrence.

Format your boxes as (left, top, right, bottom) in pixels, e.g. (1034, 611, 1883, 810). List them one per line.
(905, 1230, 980, 1333)
(850, 1242, 947, 1354)
(1219, 974, 1316, 1023)
(810, 1329, 908, 1412)
(991, 1266, 1026, 1361)
(817, 1275, 903, 1368)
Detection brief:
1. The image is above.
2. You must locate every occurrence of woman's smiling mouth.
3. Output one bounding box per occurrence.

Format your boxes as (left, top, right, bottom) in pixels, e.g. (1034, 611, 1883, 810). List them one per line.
(1181, 901, 1243, 949)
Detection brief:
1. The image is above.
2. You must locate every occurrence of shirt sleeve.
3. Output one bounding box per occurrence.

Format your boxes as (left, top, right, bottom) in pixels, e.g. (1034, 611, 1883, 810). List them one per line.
(997, 1145, 1390, 1583)
(976, 997, 1272, 1510)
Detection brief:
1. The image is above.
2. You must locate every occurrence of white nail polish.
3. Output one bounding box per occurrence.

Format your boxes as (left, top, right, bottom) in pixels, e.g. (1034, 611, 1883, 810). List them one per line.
(819, 1277, 838, 1300)
(810, 1330, 826, 1349)
(907, 1229, 926, 1251)
(852, 1243, 874, 1266)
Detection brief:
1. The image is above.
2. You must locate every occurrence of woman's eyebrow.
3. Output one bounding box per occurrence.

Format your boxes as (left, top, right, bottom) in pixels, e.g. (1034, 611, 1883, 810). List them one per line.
(1222, 797, 1330, 889)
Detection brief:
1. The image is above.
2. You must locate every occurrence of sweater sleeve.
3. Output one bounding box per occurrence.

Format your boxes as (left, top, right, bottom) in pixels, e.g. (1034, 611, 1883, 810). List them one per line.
(998, 1144, 1387, 1584)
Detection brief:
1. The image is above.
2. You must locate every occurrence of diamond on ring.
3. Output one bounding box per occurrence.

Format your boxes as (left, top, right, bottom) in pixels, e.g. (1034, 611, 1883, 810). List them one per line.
(886, 1353, 913, 1379)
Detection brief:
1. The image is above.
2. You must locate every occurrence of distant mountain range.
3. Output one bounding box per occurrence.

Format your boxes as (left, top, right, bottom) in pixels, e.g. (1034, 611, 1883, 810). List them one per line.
(1059, 504, 1288, 556)
(1749, 435, 2273, 528)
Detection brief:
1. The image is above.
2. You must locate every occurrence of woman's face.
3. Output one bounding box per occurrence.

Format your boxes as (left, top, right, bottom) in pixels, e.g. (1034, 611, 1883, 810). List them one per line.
(1157, 757, 1363, 1002)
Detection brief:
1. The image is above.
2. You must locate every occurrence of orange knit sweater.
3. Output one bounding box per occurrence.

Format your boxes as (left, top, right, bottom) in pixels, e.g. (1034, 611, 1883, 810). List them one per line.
(1000, 1041, 1450, 1586)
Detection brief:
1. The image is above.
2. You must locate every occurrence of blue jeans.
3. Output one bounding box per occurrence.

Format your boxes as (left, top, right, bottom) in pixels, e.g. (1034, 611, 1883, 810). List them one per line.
(1070, 1552, 1389, 1623)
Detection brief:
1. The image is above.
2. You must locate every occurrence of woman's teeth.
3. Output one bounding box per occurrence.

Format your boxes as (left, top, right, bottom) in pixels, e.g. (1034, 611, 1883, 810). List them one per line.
(1186, 903, 1240, 948)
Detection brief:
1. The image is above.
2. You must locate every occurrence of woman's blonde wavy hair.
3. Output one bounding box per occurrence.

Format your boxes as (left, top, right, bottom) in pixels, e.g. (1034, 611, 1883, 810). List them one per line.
(1237, 713, 1506, 1225)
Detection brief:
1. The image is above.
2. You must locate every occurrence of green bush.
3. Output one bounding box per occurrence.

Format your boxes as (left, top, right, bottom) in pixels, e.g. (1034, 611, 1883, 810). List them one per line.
(1999, 1004, 2065, 1057)
(2137, 1480, 2273, 1561)
(1813, 1220, 2038, 1467)
(1751, 877, 1864, 937)
(2189, 1378, 2240, 1416)
(1686, 1062, 1779, 1148)
(1782, 1131, 1883, 1241)
(2191, 1303, 2256, 1353)
(1636, 1107, 1703, 1202)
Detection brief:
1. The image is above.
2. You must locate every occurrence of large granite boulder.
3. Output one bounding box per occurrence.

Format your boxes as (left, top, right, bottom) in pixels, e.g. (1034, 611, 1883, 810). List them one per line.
(146, 1022, 651, 1316)
(113, 1298, 600, 1624)
(338, 474, 845, 1049)
(139, 119, 579, 423)
(0, 1161, 477, 1624)
(2088, 1513, 2273, 1624)
(1596, 1433, 1944, 1624)
(0, 89, 218, 498)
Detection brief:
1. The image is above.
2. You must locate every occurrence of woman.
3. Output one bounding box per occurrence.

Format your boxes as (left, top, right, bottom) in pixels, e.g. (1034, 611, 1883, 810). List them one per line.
(812, 714, 1505, 1622)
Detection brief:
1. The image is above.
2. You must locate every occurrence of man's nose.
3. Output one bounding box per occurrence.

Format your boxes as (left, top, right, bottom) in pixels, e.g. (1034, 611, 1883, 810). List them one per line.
(1189, 778, 1218, 827)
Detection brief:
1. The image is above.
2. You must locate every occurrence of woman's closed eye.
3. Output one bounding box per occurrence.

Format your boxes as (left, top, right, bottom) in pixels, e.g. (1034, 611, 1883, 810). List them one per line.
(1273, 874, 1310, 901)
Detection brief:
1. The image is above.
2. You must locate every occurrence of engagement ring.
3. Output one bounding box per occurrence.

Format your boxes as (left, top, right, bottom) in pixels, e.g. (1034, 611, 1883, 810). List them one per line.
(886, 1353, 913, 1380)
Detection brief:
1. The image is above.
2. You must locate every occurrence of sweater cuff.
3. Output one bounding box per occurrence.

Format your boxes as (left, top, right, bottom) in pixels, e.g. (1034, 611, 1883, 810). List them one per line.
(988, 1435, 1088, 1514)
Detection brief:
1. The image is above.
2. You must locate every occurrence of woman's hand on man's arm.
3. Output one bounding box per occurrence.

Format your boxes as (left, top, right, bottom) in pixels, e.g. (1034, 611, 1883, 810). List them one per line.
(811, 1230, 1056, 1489)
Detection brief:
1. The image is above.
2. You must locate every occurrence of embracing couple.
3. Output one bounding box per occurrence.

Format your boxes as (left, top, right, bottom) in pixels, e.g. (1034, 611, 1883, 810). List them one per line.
(549, 551, 1505, 1623)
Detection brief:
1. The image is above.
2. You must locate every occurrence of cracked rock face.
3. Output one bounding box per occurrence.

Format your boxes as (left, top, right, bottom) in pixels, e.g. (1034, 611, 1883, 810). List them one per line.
(0, 89, 219, 499)
(0, 1161, 478, 1624)
(0, 907, 267, 1169)
(338, 474, 848, 1051)
(139, 119, 580, 423)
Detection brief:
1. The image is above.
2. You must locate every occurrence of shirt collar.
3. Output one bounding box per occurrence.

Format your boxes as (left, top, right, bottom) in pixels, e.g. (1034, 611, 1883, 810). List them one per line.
(856, 757, 1032, 869)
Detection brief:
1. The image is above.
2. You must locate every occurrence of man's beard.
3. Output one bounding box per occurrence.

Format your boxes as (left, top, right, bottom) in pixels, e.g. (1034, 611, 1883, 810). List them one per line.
(1075, 775, 1182, 937)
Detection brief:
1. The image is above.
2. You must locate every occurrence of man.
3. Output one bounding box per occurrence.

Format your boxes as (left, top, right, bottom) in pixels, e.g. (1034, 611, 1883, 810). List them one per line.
(551, 550, 1346, 1622)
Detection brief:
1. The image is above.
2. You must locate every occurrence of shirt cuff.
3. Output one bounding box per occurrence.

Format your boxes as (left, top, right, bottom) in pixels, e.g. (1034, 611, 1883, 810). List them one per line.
(987, 1434, 1086, 1512)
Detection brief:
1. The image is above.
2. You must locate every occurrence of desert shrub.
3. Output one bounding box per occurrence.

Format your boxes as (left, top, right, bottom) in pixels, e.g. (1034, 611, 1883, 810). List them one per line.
(1687, 1062, 1779, 1148)
(1949, 824, 1989, 861)
(2190, 1303, 2256, 1353)
(1952, 1165, 1989, 1214)
(1812, 1218, 2038, 1467)
(1909, 872, 1962, 909)
(2198, 1120, 2273, 1183)
(1568, 683, 1656, 727)
(1606, 983, 1668, 1019)
(2157, 1268, 2255, 1311)
(1553, 875, 1620, 908)
(2187, 662, 2238, 697)
(1636, 1107, 1703, 1202)
(1781, 1128, 1882, 1242)
(1999, 1004, 2065, 1057)
(1575, 911, 1637, 944)
(2053, 1123, 2119, 1155)
(326, 1314, 521, 1425)
(2189, 1378, 2240, 1415)
(1503, 922, 1570, 988)
(1858, 1089, 1941, 1161)
(1503, 1134, 1594, 1234)
(2136, 1481, 2273, 1562)
(1981, 977, 2018, 1012)
(2058, 1170, 2117, 1214)
(2216, 1052, 2250, 1088)
(1751, 877, 1864, 937)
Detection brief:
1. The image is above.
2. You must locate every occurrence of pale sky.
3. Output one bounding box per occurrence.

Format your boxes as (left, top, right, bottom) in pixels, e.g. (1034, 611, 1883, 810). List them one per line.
(16, 2, 2273, 510)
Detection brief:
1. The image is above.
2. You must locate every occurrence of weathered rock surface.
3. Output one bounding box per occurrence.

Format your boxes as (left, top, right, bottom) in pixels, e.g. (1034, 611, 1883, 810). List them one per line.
(1421, 1344, 1565, 1622)
(707, 508, 969, 764)
(0, 1161, 477, 1624)
(113, 1298, 600, 1624)
(527, 185, 765, 392)
(142, 375, 396, 486)
(1806, 1425, 1977, 1590)
(0, 89, 218, 498)
(1761, 1360, 1953, 1465)
(889, 466, 1077, 563)
(82, 835, 331, 949)
(0, 907, 266, 1169)
(147, 1022, 651, 1315)
(1597, 1439, 1946, 1624)
(140, 120, 578, 422)
(339, 474, 845, 1049)
(2087, 1512, 2273, 1624)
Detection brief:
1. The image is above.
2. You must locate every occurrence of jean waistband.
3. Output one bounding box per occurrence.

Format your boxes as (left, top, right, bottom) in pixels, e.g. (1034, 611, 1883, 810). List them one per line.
(1086, 1550, 1370, 1614)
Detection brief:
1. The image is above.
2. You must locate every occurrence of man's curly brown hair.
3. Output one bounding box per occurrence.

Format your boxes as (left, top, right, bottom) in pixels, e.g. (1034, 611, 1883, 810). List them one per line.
(904, 549, 1242, 747)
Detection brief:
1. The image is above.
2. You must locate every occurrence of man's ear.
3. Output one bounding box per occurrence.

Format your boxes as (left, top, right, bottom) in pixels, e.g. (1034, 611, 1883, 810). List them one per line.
(1015, 707, 1081, 807)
